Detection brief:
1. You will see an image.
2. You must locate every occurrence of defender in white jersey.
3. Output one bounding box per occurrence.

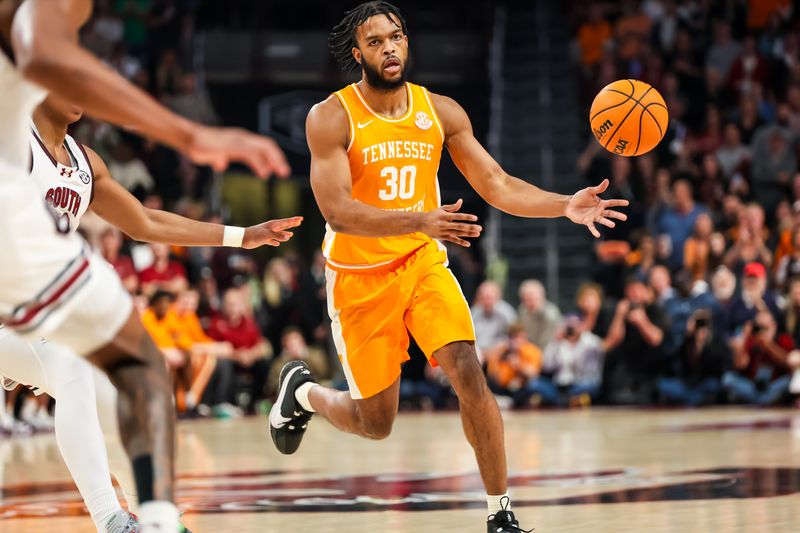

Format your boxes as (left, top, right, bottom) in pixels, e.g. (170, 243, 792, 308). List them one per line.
(0, 1, 293, 530)
(0, 93, 302, 532)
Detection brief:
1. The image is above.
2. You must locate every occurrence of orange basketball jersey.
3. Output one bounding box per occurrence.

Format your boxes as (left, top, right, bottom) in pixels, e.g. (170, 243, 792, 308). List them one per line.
(324, 82, 444, 270)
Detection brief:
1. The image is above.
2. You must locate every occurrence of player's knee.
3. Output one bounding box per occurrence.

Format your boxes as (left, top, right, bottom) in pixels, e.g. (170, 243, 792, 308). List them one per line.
(359, 414, 395, 440)
(449, 348, 488, 400)
(49, 352, 94, 395)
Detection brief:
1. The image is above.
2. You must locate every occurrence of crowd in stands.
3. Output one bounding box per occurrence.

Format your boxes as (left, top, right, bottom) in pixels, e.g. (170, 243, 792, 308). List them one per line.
(7, 0, 800, 437)
(403, 0, 800, 411)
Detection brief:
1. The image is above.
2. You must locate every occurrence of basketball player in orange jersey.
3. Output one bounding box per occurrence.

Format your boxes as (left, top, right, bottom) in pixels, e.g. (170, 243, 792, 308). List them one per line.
(1, 1, 290, 531)
(268, 2, 629, 532)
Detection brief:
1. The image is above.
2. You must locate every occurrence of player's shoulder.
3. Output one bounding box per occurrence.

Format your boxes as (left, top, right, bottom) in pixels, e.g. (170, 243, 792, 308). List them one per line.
(308, 94, 349, 126)
(74, 141, 108, 178)
(426, 91, 469, 135)
(306, 94, 349, 146)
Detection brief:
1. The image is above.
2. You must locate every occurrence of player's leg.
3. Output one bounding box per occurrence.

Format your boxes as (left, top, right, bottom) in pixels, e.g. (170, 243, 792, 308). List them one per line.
(270, 265, 407, 453)
(306, 377, 400, 439)
(0, 330, 132, 532)
(41, 256, 178, 531)
(433, 341, 507, 494)
(88, 310, 177, 522)
(92, 366, 140, 512)
(404, 253, 529, 532)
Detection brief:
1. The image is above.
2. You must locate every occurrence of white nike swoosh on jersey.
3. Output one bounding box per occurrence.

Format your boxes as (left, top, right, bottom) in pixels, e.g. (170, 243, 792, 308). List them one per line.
(357, 120, 374, 129)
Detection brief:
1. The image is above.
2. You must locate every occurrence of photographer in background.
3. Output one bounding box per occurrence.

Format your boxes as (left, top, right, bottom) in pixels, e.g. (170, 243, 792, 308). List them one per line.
(602, 278, 667, 404)
(723, 309, 794, 405)
(525, 314, 606, 407)
(657, 309, 730, 406)
(484, 323, 543, 407)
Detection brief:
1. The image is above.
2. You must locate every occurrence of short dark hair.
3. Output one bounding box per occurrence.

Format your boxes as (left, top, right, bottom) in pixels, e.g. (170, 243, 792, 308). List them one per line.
(329, 1, 408, 72)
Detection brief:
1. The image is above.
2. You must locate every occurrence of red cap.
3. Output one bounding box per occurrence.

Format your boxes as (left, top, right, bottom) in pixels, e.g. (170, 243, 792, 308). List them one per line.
(743, 262, 767, 279)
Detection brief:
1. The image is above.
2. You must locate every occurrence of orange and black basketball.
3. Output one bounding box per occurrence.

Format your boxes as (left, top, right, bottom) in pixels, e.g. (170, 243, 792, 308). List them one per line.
(589, 79, 668, 157)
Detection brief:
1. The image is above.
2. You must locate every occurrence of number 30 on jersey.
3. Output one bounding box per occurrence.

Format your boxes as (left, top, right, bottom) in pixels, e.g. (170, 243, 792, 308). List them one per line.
(378, 165, 417, 201)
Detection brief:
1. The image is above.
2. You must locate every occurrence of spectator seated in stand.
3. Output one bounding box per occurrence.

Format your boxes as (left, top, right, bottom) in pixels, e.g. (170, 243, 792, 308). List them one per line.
(658, 309, 731, 406)
(724, 309, 795, 405)
(471, 281, 517, 358)
(484, 323, 542, 408)
(267, 327, 329, 398)
(517, 279, 562, 352)
(525, 313, 607, 407)
(172, 289, 237, 416)
(138, 242, 189, 297)
(141, 290, 233, 417)
(727, 261, 782, 333)
(99, 226, 138, 294)
(207, 287, 273, 414)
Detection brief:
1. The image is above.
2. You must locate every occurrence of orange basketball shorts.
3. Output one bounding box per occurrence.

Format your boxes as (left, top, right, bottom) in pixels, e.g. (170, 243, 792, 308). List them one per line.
(325, 243, 476, 399)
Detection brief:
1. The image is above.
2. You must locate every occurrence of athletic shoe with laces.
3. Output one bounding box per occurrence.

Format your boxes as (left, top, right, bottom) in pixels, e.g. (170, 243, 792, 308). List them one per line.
(269, 361, 315, 455)
(104, 510, 139, 533)
(487, 497, 533, 532)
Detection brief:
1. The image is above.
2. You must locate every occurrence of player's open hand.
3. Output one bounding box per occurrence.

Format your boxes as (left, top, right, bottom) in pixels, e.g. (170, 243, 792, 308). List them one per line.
(187, 126, 291, 179)
(420, 199, 482, 247)
(243, 217, 303, 248)
(566, 179, 629, 238)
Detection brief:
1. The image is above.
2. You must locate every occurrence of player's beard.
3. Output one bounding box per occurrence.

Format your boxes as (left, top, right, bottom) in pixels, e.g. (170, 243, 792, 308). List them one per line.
(362, 57, 408, 91)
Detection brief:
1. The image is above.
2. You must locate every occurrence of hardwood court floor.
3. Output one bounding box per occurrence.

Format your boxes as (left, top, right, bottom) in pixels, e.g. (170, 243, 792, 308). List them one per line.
(2, 408, 800, 532)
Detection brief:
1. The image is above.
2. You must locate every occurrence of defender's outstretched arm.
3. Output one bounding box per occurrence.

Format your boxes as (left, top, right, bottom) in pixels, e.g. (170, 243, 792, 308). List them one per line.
(85, 147, 302, 248)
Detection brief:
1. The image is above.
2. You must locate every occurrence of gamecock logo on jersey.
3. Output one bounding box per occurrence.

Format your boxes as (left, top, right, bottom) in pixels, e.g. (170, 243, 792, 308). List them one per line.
(415, 111, 433, 130)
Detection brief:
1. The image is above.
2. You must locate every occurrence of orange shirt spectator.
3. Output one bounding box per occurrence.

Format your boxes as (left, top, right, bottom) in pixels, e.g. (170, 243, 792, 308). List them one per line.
(486, 324, 543, 390)
(141, 291, 191, 349)
(616, 8, 652, 60)
(578, 6, 612, 67)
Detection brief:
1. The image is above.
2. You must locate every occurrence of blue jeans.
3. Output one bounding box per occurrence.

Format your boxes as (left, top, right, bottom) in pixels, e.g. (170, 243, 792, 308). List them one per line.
(722, 370, 791, 406)
(399, 379, 448, 408)
(657, 377, 721, 406)
(523, 378, 601, 406)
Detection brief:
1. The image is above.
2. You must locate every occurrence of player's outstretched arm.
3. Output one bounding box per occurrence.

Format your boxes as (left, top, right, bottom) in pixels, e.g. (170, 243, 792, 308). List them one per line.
(12, 0, 289, 178)
(432, 93, 629, 238)
(307, 97, 481, 247)
(85, 147, 301, 248)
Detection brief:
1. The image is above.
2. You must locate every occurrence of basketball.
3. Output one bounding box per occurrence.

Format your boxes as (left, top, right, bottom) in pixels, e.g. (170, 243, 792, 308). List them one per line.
(589, 79, 668, 157)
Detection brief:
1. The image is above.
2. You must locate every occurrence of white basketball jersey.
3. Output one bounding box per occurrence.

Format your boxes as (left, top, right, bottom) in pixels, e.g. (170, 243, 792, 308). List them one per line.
(29, 128, 94, 232)
(0, 44, 47, 173)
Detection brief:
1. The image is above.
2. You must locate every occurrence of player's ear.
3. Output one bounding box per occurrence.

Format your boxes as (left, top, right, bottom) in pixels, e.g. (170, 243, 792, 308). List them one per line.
(352, 47, 362, 65)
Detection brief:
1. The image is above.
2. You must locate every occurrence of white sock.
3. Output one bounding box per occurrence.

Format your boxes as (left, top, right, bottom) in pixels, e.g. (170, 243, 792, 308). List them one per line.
(86, 487, 123, 531)
(295, 382, 318, 413)
(185, 390, 197, 410)
(488, 493, 510, 515)
(138, 501, 179, 532)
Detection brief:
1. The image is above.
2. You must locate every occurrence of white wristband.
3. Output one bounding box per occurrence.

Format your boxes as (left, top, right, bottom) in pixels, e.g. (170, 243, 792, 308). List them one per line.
(223, 226, 245, 247)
